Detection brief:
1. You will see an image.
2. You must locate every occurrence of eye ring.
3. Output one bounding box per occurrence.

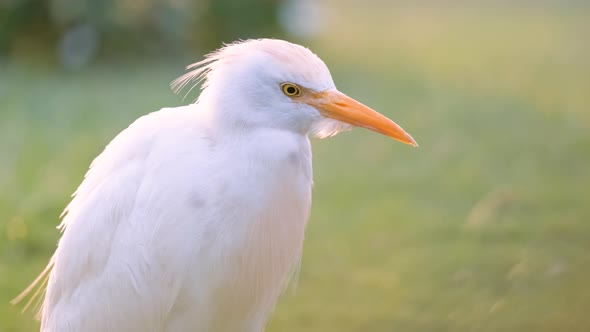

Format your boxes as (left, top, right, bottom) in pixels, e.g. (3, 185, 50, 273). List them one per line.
(281, 83, 301, 97)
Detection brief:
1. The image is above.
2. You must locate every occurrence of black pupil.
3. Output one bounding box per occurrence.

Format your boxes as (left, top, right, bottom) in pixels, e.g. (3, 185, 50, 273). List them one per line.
(286, 86, 296, 94)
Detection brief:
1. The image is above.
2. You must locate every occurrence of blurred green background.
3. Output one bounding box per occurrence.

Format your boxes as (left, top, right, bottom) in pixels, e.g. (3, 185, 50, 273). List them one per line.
(1, 0, 589, 331)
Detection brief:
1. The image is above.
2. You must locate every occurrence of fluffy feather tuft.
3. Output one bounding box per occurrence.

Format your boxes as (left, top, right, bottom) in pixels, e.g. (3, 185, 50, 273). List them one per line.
(308, 118, 353, 138)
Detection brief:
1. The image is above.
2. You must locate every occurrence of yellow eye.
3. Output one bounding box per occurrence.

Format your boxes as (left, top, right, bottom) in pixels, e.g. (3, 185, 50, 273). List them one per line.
(281, 83, 301, 97)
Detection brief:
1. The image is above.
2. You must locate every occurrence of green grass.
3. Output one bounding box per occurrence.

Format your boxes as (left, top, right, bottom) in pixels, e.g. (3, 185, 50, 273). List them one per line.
(1, 3, 589, 331)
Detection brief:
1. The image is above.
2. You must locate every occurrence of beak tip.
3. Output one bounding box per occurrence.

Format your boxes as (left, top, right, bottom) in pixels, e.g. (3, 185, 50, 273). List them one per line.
(405, 133, 419, 148)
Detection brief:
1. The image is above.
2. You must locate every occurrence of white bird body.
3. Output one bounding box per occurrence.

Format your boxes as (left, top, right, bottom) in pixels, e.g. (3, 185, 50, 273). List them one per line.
(42, 106, 311, 331)
(17, 39, 417, 331)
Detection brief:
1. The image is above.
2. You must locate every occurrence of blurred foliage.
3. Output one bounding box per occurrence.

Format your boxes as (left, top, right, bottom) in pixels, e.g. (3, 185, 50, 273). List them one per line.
(1, 1, 590, 331)
(0, 0, 284, 65)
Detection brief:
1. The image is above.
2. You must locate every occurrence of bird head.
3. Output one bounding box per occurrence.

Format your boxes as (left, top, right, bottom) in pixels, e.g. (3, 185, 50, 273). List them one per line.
(172, 39, 417, 147)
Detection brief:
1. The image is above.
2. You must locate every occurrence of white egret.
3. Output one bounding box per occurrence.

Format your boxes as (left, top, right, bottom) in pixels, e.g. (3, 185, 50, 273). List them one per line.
(16, 39, 417, 332)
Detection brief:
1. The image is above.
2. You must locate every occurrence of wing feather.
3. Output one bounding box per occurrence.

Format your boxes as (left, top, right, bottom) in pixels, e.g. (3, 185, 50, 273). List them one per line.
(15, 107, 209, 331)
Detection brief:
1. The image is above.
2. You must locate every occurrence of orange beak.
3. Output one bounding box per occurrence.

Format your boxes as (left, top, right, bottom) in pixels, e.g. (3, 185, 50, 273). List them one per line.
(304, 89, 418, 147)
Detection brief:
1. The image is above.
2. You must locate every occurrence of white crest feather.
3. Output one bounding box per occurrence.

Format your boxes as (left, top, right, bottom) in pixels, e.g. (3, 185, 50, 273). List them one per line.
(171, 56, 217, 101)
(170, 40, 251, 101)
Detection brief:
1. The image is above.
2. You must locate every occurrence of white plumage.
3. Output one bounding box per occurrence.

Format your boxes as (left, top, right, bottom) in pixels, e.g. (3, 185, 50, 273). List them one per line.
(17, 39, 417, 332)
